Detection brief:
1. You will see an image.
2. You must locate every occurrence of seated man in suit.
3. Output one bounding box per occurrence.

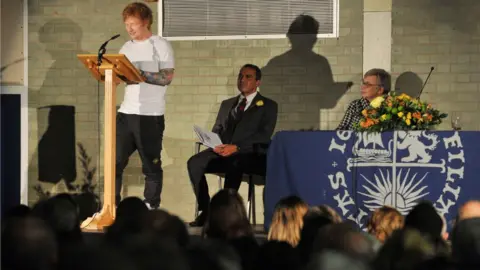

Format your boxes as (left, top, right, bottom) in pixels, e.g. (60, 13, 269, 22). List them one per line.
(187, 64, 278, 227)
(336, 68, 391, 130)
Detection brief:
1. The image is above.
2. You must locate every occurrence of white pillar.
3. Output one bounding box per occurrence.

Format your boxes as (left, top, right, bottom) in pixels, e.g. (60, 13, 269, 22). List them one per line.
(363, 0, 392, 73)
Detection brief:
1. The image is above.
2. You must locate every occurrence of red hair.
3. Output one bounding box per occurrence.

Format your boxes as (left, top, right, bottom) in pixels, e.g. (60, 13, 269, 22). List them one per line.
(122, 2, 153, 30)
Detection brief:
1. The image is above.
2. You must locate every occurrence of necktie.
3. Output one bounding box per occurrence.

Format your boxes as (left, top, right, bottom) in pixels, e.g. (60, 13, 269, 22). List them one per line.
(237, 97, 247, 113)
(234, 97, 247, 120)
(225, 97, 246, 143)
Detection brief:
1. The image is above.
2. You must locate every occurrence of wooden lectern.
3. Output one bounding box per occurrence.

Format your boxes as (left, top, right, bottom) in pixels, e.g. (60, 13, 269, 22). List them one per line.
(77, 54, 144, 232)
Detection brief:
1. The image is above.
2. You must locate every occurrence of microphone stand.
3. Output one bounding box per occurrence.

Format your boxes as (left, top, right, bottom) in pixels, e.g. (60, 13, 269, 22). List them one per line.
(417, 66, 435, 99)
(97, 34, 121, 67)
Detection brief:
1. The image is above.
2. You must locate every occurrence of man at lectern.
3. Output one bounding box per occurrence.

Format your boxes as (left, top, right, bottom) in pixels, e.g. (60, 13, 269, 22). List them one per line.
(336, 68, 391, 130)
(115, 2, 175, 210)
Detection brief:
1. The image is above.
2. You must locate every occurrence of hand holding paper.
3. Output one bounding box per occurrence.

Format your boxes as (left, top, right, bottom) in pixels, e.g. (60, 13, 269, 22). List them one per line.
(193, 125, 222, 148)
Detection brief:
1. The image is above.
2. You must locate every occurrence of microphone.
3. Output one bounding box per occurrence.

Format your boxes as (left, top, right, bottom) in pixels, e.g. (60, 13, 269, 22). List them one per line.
(97, 34, 121, 66)
(99, 34, 120, 51)
(417, 66, 434, 99)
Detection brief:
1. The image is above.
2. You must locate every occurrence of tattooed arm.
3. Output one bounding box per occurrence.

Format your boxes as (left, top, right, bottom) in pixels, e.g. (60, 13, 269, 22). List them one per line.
(140, 68, 175, 86)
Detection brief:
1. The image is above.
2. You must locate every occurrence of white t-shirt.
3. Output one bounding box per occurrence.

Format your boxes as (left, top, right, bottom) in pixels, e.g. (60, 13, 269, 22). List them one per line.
(118, 35, 175, 115)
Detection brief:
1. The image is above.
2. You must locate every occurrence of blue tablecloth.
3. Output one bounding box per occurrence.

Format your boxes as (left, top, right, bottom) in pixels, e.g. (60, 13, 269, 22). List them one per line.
(264, 130, 480, 231)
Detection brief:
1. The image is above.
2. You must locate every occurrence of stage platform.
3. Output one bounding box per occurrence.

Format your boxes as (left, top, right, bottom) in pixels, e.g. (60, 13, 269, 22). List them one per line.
(82, 224, 268, 245)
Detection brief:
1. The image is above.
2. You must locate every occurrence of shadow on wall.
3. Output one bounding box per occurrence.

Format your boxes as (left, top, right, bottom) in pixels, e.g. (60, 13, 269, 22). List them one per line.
(0, 58, 28, 85)
(29, 18, 90, 190)
(260, 15, 353, 131)
(36, 105, 77, 185)
(394, 71, 424, 98)
(37, 18, 92, 100)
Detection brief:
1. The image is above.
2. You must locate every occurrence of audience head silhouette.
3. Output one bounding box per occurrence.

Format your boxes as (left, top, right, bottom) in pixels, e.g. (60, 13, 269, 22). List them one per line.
(203, 189, 253, 240)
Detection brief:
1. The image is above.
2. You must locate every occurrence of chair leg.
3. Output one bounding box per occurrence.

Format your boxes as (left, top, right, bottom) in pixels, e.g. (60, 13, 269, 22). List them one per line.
(252, 181, 256, 226)
(194, 142, 201, 219)
(247, 175, 254, 224)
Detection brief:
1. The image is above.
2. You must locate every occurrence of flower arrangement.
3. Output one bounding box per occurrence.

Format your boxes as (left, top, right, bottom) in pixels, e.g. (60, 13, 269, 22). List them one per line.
(354, 92, 448, 132)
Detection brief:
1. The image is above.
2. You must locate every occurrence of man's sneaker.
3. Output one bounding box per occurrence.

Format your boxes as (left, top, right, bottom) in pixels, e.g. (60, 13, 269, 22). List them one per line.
(144, 201, 159, 210)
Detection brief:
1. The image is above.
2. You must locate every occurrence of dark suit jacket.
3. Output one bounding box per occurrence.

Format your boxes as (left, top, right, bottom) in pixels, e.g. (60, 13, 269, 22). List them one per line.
(212, 92, 278, 153)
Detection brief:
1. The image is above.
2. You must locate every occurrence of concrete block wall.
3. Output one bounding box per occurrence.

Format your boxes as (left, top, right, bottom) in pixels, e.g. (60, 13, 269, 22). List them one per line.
(27, 0, 363, 223)
(391, 0, 480, 130)
(27, 0, 480, 224)
(27, 0, 152, 205)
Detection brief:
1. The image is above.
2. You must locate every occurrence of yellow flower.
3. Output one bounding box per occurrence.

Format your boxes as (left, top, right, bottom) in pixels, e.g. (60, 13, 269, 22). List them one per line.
(362, 109, 368, 117)
(370, 96, 385, 108)
(398, 112, 404, 118)
(380, 114, 388, 121)
(256, 100, 264, 106)
(398, 93, 411, 100)
(406, 118, 411, 126)
(407, 112, 412, 119)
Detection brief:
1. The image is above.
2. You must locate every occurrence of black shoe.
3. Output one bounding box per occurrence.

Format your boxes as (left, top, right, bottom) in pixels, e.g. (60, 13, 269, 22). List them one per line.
(144, 200, 159, 210)
(189, 211, 207, 227)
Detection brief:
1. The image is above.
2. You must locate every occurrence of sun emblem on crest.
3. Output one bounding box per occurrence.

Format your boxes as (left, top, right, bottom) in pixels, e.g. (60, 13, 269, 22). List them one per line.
(358, 168, 429, 215)
(327, 131, 464, 229)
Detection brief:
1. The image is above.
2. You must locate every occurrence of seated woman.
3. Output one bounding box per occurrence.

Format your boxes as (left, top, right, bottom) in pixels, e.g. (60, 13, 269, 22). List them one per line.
(337, 68, 391, 130)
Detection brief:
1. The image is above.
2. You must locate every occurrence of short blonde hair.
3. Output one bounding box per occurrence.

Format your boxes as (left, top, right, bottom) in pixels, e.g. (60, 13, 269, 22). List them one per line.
(267, 196, 308, 247)
(367, 206, 404, 243)
(122, 2, 153, 30)
(459, 200, 480, 221)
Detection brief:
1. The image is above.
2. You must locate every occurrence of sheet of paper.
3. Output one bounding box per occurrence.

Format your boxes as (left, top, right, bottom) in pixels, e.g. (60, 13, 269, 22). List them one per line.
(193, 125, 223, 148)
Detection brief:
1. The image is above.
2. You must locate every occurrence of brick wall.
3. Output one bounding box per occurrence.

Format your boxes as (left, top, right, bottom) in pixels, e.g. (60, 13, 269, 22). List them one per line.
(27, 0, 363, 223)
(27, 0, 154, 203)
(392, 0, 480, 131)
(164, 2, 364, 222)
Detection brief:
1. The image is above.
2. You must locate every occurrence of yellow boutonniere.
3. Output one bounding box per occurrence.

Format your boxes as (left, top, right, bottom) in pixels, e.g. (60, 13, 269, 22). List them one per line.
(256, 100, 264, 107)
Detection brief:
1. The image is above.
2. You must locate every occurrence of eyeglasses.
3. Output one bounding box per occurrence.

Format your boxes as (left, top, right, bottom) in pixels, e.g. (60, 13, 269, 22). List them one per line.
(361, 81, 381, 88)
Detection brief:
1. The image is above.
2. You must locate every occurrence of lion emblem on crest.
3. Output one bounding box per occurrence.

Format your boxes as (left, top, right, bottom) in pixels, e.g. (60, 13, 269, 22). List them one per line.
(397, 131, 439, 163)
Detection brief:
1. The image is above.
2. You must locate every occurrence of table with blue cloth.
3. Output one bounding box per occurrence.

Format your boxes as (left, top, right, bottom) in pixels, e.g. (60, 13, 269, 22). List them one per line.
(264, 130, 480, 231)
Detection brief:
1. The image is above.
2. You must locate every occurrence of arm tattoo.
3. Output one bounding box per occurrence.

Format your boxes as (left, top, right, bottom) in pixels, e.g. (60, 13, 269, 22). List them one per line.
(140, 68, 175, 86)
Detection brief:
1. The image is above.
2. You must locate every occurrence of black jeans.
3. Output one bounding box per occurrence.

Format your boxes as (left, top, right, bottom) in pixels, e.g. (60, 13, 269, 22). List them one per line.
(187, 149, 266, 212)
(115, 112, 165, 207)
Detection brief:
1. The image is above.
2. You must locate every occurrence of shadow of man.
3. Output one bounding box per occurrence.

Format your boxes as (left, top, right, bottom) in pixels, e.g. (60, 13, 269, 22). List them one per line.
(394, 71, 424, 98)
(260, 15, 352, 131)
(29, 18, 90, 190)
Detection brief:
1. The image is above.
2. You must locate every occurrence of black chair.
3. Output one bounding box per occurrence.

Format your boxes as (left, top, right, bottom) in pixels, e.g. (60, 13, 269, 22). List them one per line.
(193, 142, 268, 225)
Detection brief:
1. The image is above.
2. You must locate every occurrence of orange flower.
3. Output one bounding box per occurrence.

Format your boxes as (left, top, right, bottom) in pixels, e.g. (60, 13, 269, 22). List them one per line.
(362, 109, 368, 117)
(387, 102, 393, 107)
(359, 120, 368, 128)
(424, 114, 433, 121)
(360, 118, 375, 128)
(412, 112, 422, 119)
